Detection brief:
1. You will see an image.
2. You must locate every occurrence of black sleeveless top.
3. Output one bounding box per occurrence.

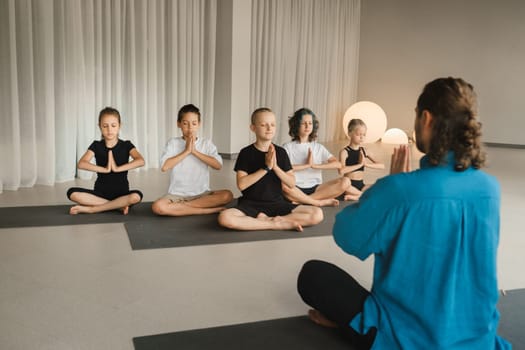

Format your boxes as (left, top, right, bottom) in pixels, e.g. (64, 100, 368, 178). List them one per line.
(345, 146, 367, 172)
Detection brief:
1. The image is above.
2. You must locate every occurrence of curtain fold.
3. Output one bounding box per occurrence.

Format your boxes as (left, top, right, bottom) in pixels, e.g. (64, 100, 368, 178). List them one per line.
(0, 0, 217, 192)
(250, 0, 360, 144)
(0, 0, 358, 193)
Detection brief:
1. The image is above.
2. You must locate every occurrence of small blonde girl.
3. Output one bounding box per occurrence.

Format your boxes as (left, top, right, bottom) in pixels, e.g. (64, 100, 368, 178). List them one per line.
(339, 118, 384, 200)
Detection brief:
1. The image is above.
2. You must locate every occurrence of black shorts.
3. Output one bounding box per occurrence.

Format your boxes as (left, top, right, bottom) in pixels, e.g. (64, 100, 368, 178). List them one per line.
(351, 179, 364, 191)
(298, 185, 319, 195)
(67, 187, 143, 202)
(235, 198, 298, 218)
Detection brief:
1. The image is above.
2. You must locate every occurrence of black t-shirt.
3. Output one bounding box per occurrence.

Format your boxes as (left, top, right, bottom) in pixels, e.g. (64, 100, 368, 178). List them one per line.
(89, 139, 135, 194)
(234, 143, 292, 202)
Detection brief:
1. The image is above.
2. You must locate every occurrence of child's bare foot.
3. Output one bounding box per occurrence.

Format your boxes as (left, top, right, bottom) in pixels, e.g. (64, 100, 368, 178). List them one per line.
(275, 219, 303, 232)
(317, 198, 339, 207)
(69, 205, 92, 215)
(256, 212, 272, 221)
(121, 206, 129, 215)
(344, 194, 360, 201)
(308, 309, 337, 328)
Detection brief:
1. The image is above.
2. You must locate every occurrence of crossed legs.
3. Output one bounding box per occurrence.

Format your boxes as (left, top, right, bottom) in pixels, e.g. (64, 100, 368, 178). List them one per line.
(151, 190, 233, 216)
(283, 177, 350, 207)
(218, 205, 323, 232)
(297, 260, 376, 349)
(69, 191, 142, 215)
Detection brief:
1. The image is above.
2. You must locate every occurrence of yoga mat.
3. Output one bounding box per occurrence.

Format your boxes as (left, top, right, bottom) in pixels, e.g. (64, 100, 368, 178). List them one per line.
(132, 289, 525, 350)
(0, 201, 349, 250)
(133, 316, 355, 350)
(498, 288, 525, 348)
(0, 202, 155, 228)
(125, 204, 345, 250)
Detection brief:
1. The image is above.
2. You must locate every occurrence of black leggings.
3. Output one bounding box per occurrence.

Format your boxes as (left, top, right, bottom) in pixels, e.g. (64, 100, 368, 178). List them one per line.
(297, 260, 376, 349)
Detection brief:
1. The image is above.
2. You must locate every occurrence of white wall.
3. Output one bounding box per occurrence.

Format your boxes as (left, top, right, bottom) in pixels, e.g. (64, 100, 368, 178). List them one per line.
(213, 0, 252, 156)
(358, 0, 525, 145)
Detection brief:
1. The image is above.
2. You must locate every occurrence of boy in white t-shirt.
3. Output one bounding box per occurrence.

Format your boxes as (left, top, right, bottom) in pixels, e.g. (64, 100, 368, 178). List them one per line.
(151, 104, 233, 216)
(282, 108, 350, 207)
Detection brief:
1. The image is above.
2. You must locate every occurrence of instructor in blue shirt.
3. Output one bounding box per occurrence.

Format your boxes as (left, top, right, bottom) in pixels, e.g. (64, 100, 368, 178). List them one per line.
(297, 77, 511, 349)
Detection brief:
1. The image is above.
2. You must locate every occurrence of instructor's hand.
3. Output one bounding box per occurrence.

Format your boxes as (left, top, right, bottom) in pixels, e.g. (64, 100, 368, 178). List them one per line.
(390, 145, 411, 175)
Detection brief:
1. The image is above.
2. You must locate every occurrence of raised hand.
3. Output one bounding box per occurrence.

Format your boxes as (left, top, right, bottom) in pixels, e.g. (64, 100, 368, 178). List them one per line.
(266, 143, 276, 170)
(108, 149, 118, 173)
(359, 148, 366, 166)
(184, 134, 194, 154)
(103, 150, 113, 173)
(307, 147, 313, 167)
(390, 145, 411, 175)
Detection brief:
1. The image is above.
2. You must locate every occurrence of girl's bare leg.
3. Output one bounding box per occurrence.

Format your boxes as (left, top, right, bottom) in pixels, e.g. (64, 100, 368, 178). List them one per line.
(343, 185, 362, 201)
(284, 178, 350, 207)
(152, 190, 233, 216)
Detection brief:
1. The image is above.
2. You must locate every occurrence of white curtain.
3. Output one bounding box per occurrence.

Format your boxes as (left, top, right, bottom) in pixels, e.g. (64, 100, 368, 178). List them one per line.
(0, 0, 217, 192)
(250, 0, 360, 144)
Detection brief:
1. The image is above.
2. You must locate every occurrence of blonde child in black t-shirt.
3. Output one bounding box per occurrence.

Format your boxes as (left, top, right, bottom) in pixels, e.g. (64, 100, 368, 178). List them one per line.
(218, 108, 323, 231)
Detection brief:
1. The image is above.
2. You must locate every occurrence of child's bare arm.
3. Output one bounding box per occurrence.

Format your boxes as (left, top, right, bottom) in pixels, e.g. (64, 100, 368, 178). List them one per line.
(112, 148, 145, 172)
(161, 151, 190, 172)
(312, 156, 341, 170)
(236, 170, 268, 191)
(77, 150, 110, 174)
(192, 149, 222, 170)
(161, 137, 192, 172)
(364, 151, 385, 169)
(291, 148, 313, 171)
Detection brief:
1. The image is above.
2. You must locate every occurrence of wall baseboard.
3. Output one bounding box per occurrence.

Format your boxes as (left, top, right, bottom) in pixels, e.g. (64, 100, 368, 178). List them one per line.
(484, 142, 525, 149)
(219, 153, 239, 160)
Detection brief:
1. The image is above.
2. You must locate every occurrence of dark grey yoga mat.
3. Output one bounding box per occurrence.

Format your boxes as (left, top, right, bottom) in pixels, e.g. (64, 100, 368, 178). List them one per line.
(125, 203, 345, 250)
(0, 201, 349, 250)
(498, 288, 525, 348)
(133, 316, 356, 350)
(0, 202, 156, 228)
(132, 289, 524, 350)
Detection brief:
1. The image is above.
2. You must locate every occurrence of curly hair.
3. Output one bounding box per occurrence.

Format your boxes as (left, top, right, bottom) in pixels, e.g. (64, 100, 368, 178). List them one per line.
(288, 108, 319, 142)
(416, 77, 485, 171)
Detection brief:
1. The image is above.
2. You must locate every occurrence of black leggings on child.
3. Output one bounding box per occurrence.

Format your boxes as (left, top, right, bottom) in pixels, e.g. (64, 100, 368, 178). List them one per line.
(297, 260, 377, 349)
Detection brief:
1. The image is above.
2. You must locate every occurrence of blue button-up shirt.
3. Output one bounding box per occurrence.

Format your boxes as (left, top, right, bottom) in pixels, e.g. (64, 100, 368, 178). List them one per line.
(334, 153, 511, 349)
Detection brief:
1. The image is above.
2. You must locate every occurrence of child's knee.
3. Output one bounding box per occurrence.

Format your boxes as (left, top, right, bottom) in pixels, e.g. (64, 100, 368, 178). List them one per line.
(130, 193, 142, 205)
(218, 210, 234, 228)
(310, 207, 324, 224)
(69, 192, 80, 202)
(151, 200, 166, 215)
(221, 190, 234, 203)
(337, 176, 351, 191)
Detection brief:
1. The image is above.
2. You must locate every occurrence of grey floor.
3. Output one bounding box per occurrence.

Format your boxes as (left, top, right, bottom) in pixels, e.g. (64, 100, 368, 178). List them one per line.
(0, 142, 523, 350)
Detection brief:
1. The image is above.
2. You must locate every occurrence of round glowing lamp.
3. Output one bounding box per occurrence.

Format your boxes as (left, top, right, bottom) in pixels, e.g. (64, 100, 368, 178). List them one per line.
(343, 101, 387, 143)
(381, 128, 409, 144)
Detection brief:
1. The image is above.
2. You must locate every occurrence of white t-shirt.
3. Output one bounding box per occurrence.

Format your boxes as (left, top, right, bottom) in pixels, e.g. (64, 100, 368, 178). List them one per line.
(282, 140, 333, 189)
(160, 136, 223, 196)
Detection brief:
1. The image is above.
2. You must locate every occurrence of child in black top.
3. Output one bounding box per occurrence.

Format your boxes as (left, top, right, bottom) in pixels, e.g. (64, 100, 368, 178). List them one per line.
(67, 107, 145, 214)
(218, 108, 323, 231)
(339, 118, 384, 200)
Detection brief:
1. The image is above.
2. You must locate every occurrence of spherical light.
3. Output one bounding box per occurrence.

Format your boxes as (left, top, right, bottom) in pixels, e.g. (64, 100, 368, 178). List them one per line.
(382, 128, 409, 144)
(343, 101, 387, 143)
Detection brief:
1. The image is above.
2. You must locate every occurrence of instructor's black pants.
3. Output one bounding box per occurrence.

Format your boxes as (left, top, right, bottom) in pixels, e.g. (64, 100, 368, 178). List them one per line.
(297, 259, 377, 349)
